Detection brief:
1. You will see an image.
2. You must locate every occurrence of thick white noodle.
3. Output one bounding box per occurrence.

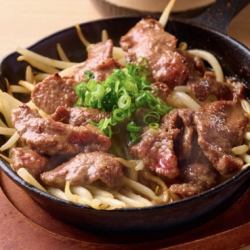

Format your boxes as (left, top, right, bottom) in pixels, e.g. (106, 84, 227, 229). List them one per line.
(122, 177, 157, 201)
(113, 192, 143, 207)
(232, 144, 249, 155)
(0, 132, 19, 151)
(71, 186, 93, 200)
(19, 80, 34, 91)
(241, 99, 250, 115)
(159, 0, 176, 27)
(35, 73, 49, 82)
(17, 168, 47, 192)
(244, 132, 250, 141)
(56, 43, 70, 62)
(242, 154, 250, 164)
(112, 47, 126, 66)
(25, 65, 34, 83)
(0, 127, 16, 136)
(123, 190, 152, 206)
(101, 29, 109, 42)
(188, 49, 224, 82)
(0, 90, 22, 127)
(9, 85, 30, 94)
(47, 187, 69, 201)
(174, 91, 200, 111)
(18, 55, 58, 74)
(94, 196, 126, 209)
(75, 24, 90, 47)
(17, 47, 77, 69)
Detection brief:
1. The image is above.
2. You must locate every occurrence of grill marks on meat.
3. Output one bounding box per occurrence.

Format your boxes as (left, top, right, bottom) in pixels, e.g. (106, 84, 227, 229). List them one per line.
(51, 106, 109, 126)
(194, 101, 248, 175)
(75, 39, 118, 82)
(31, 74, 77, 114)
(12, 104, 111, 156)
(40, 152, 124, 188)
(120, 18, 189, 88)
(10, 147, 48, 178)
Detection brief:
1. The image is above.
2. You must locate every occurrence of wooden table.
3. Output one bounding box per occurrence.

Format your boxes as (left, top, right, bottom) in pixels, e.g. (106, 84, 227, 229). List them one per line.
(0, 0, 249, 58)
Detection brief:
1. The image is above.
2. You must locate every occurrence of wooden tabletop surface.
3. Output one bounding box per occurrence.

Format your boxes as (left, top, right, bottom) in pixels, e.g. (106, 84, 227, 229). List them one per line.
(0, 0, 249, 58)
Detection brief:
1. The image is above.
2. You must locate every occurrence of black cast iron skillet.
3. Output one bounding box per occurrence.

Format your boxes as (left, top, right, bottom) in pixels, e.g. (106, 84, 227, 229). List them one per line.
(0, 0, 249, 232)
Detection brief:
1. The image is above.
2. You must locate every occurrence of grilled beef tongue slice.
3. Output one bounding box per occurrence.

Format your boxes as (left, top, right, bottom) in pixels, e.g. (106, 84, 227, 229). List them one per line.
(32, 40, 118, 115)
(51, 106, 109, 126)
(31, 74, 77, 114)
(12, 104, 111, 156)
(40, 152, 124, 188)
(120, 18, 190, 88)
(169, 162, 218, 198)
(194, 100, 248, 176)
(10, 147, 48, 178)
(74, 39, 119, 82)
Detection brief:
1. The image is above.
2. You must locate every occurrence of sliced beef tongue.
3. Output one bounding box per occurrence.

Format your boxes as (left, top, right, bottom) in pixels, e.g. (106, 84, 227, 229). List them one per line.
(188, 72, 245, 102)
(194, 101, 248, 176)
(130, 124, 180, 179)
(10, 147, 48, 178)
(12, 104, 111, 156)
(31, 74, 77, 114)
(131, 109, 197, 180)
(169, 163, 218, 198)
(40, 152, 124, 188)
(32, 40, 118, 115)
(163, 109, 219, 197)
(74, 39, 118, 82)
(51, 106, 109, 126)
(120, 18, 189, 88)
(162, 109, 194, 161)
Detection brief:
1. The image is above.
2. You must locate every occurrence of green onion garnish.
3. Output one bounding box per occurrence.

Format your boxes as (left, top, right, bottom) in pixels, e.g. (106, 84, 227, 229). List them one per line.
(75, 62, 172, 141)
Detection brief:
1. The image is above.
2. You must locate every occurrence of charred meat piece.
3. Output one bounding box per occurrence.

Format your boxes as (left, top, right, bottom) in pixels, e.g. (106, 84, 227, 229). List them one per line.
(130, 127, 180, 179)
(194, 101, 248, 175)
(12, 104, 111, 156)
(31, 74, 77, 114)
(179, 51, 205, 80)
(170, 163, 218, 197)
(131, 109, 194, 179)
(188, 73, 245, 102)
(148, 109, 218, 196)
(224, 77, 245, 101)
(120, 18, 189, 88)
(10, 147, 48, 178)
(51, 106, 109, 126)
(74, 39, 119, 82)
(162, 109, 194, 161)
(40, 152, 124, 188)
(151, 82, 171, 100)
(188, 73, 231, 101)
(187, 71, 245, 102)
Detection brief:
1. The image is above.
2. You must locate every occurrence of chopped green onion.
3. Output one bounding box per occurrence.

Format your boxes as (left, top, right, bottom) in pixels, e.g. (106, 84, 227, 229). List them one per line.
(84, 70, 94, 80)
(75, 62, 172, 140)
(143, 111, 161, 124)
(118, 94, 131, 109)
(149, 122, 159, 129)
(127, 121, 141, 133)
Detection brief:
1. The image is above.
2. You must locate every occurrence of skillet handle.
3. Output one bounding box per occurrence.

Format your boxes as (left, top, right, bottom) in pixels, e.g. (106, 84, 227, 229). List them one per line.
(188, 0, 250, 34)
